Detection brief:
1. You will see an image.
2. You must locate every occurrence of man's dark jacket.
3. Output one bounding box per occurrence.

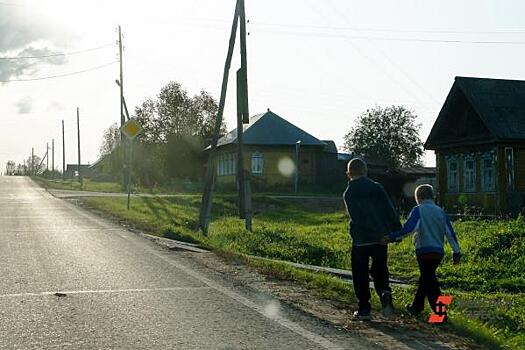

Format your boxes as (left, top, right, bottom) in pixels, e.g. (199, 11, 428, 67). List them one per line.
(343, 177, 402, 246)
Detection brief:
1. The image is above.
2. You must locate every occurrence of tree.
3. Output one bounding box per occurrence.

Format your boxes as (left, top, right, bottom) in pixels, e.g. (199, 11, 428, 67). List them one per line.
(25, 154, 45, 175)
(99, 123, 121, 157)
(344, 105, 424, 167)
(133, 81, 225, 144)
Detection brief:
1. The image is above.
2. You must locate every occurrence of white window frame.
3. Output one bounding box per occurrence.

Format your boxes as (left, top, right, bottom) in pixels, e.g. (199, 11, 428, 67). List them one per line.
(446, 155, 459, 192)
(463, 154, 476, 192)
(251, 152, 264, 175)
(481, 151, 495, 192)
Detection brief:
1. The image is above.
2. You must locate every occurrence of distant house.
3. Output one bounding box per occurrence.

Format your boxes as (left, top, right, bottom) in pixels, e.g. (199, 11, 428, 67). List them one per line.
(425, 76, 525, 215)
(65, 164, 96, 179)
(213, 110, 339, 190)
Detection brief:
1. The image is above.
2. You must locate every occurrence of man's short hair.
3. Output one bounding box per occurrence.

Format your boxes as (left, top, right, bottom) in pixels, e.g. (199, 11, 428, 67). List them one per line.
(347, 158, 368, 176)
(415, 184, 434, 200)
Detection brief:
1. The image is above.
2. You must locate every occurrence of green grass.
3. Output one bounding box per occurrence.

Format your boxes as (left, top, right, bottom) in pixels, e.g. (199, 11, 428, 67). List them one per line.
(76, 194, 524, 349)
(33, 177, 124, 192)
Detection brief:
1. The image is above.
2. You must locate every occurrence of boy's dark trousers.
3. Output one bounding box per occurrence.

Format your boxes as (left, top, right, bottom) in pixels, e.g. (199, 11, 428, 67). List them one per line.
(413, 255, 443, 312)
(351, 244, 391, 312)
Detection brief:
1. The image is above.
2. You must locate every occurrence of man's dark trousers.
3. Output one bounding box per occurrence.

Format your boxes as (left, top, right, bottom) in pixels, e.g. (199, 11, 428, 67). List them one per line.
(413, 256, 442, 312)
(351, 244, 390, 312)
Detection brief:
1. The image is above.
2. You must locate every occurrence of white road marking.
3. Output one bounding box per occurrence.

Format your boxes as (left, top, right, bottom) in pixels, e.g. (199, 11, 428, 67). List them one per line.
(1, 228, 123, 233)
(61, 199, 347, 350)
(0, 287, 212, 299)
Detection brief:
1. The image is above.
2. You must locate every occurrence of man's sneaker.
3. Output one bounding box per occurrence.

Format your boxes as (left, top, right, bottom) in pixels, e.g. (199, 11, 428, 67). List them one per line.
(353, 309, 371, 321)
(405, 303, 422, 316)
(380, 291, 395, 317)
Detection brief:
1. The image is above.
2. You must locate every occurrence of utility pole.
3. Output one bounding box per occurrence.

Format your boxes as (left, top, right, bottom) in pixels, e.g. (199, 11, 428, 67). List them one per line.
(77, 107, 83, 189)
(237, 0, 252, 231)
(52, 138, 55, 178)
(118, 25, 127, 189)
(46, 142, 49, 173)
(199, 0, 240, 235)
(198, 0, 253, 233)
(31, 147, 34, 176)
(62, 120, 66, 180)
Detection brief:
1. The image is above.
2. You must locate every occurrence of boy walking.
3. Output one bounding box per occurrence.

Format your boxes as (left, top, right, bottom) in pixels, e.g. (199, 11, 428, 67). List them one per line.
(383, 184, 461, 316)
(343, 158, 402, 320)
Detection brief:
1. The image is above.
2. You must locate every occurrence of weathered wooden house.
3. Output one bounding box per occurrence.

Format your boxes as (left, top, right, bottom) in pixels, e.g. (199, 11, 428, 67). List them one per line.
(425, 76, 525, 215)
(213, 110, 339, 190)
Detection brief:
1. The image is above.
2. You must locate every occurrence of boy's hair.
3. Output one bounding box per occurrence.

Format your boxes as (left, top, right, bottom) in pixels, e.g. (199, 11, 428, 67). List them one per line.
(347, 158, 368, 176)
(415, 184, 434, 201)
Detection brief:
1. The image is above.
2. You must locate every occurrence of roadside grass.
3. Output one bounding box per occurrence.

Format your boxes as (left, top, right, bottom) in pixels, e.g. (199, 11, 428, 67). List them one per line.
(32, 177, 123, 193)
(76, 195, 524, 349)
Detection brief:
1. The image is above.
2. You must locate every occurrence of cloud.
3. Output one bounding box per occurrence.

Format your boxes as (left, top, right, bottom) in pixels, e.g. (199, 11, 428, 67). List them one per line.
(16, 96, 33, 114)
(0, 46, 67, 82)
(48, 100, 64, 112)
(0, 4, 71, 83)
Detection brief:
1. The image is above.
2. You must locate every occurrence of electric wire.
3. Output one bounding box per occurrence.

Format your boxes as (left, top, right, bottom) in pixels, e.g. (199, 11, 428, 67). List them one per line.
(0, 61, 118, 82)
(0, 43, 115, 60)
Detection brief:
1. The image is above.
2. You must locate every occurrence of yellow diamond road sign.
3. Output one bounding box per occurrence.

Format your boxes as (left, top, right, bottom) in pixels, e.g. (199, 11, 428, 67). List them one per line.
(121, 119, 142, 140)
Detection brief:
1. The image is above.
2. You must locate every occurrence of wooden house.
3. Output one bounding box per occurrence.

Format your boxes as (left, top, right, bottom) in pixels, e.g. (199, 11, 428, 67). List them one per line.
(213, 110, 339, 191)
(425, 76, 525, 215)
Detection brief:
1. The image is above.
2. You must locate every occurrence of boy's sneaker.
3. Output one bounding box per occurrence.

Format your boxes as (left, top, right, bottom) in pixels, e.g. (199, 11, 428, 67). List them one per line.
(353, 309, 371, 321)
(405, 304, 422, 316)
(380, 291, 395, 317)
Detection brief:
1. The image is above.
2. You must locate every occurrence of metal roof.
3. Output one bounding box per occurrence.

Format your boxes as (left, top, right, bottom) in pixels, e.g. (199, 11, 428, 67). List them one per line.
(217, 110, 327, 147)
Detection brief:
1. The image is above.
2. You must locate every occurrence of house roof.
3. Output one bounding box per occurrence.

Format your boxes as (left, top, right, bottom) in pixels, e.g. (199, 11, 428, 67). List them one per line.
(426, 76, 525, 149)
(392, 167, 436, 177)
(216, 110, 327, 147)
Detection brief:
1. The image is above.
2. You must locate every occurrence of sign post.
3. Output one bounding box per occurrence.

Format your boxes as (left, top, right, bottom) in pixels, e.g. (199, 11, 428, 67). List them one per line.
(121, 119, 142, 210)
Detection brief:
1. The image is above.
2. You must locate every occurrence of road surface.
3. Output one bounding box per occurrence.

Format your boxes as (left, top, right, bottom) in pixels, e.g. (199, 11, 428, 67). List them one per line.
(0, 177, 377, 350)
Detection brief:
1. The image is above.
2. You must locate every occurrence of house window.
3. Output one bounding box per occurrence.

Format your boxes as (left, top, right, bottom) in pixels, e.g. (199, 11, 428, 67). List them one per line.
(481, 151, 495, 192)
(505, 147, 514, 190)
(251, 152, 264, 175)
(446, 155, 458, 192)
(463, 154, 476, 192)
(217, 153, 236, 176)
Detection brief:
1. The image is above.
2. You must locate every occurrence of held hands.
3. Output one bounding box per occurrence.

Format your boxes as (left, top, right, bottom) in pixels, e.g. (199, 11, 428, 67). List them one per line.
(379, 236, 390, 245)
(453, 252, 462, 265)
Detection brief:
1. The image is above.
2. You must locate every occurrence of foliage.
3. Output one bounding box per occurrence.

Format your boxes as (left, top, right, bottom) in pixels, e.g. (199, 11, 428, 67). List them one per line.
(99, 123, 121, 157)
(98, 81, 225, 186)
(344, 105, 424, 167)
(134, 81, 225, 143)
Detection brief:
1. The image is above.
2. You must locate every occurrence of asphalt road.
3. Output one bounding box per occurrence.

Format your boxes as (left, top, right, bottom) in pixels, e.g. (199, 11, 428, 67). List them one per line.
(0, 177, 378, 350)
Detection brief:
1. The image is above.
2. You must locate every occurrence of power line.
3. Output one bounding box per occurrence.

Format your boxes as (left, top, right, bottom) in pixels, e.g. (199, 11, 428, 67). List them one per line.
(254, 27, 525, 45)
(1, 61, 118, 82)
(251, 21, 525, 36)
(0, 43, 115, 60)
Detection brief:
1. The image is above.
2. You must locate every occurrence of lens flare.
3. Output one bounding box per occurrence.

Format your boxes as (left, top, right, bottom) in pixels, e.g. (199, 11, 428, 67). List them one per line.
(277, 157, 295, 178)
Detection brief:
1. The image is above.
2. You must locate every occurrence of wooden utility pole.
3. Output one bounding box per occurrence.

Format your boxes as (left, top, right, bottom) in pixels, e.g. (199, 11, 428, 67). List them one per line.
(118, 25, 127, 189)
(62, 120, 66, 180)
(77, 107, 83, 189)
(238, 0, 252, 231)
(198, 0, 253, 233)
(198, 1, 240, 234)
(46, 142, 49, 173)
(52, 138, 55, 177)
(31, 147, 34, 176)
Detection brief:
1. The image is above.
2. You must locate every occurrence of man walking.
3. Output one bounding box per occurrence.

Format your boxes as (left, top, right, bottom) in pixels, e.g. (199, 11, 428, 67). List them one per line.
(343, 158, 401, 320)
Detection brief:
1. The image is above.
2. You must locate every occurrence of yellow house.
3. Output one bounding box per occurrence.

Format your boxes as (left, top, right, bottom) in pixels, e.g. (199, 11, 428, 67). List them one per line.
(214, 110, 338, 191)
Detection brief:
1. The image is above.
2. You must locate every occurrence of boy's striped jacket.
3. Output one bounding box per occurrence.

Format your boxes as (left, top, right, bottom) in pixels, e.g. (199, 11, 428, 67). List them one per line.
(389, 199, 461, 256)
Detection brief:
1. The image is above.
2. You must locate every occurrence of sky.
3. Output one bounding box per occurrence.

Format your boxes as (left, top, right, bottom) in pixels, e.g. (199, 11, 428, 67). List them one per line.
(1, 0, 525, 173)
